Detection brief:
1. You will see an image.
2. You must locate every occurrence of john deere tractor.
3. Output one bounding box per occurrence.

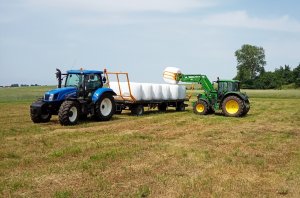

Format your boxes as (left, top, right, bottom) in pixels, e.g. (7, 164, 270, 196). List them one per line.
(30, 69, 116, 125)
(177, 74, 250, 117)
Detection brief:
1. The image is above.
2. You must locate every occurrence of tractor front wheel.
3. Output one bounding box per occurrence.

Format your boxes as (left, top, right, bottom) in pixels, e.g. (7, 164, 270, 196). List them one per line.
(30, 100, 52, 123)
(222, 96, 244, 117)
(193, 100, 208, 115)
(94, 93, 116, 121)
(59, 101, 80, 125)
(30, 109, 51, 123)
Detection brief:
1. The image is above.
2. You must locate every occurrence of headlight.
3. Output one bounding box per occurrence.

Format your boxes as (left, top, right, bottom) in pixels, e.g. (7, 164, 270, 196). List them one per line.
(48, 94, 54, 101)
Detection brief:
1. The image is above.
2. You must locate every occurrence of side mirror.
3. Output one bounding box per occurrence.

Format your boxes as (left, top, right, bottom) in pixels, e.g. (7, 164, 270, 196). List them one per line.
(102, 76, 106, 84)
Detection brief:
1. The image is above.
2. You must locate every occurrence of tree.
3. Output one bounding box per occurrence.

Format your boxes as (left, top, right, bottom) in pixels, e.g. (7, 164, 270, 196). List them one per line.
(293, 64, 300, 87)
(235, 44, 266, 83)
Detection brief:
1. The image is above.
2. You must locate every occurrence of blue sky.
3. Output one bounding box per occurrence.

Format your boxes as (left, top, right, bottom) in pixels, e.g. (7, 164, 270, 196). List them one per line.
(1, 0, 300, 85)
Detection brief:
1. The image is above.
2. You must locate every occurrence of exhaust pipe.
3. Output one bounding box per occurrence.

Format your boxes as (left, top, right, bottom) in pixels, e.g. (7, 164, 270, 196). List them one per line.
(56, 68, 62, 88)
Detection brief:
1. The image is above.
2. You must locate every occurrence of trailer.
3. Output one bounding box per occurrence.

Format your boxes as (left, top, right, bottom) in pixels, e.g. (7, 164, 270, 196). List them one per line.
(104, 71, 189, 116)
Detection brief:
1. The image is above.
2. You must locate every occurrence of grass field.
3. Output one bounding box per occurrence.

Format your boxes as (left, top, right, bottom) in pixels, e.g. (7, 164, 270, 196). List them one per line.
(0, 87, 299, 197)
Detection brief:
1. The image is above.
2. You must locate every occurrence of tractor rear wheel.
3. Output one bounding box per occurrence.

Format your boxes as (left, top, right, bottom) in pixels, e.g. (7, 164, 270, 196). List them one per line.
(94, 93, 116, 121)
(59, 101, 80, 125)
(222, 96, 244, 117)
(193, 100, 208, 115)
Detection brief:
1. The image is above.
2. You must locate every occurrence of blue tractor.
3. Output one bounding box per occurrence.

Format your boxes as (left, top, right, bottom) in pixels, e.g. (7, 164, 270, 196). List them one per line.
(30, 69, 116, 125)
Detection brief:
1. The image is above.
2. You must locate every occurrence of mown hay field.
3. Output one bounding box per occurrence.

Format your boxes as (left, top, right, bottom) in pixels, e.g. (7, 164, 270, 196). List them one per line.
(0, 87, 300, 197)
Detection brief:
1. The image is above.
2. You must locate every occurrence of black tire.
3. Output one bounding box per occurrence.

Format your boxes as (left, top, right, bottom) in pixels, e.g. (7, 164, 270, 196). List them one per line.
(79, 114, 88, 120)
(176, 102, 185, 111)
(193, 100, 208, 115)
(131, 105, 144, 116)
(158, 103, 167, 112)
(207, 107, 215, 114)
(94, 93, 116, 121)
(222, 96, 244, 117)
(30, 108, 51, 123)
(241, 99, 250, 116)
(115, 110, 122, 114)
(58, 101, 80, 125)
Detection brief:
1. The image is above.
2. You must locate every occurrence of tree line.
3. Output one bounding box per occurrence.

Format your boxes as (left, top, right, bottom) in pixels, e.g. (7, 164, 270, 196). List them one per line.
(234, 44, 300, 89)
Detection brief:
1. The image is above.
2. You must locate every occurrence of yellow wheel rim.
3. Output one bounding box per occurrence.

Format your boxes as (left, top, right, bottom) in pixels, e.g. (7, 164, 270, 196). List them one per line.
(196, 104, 204, 112)
(225, 100, 239, 114)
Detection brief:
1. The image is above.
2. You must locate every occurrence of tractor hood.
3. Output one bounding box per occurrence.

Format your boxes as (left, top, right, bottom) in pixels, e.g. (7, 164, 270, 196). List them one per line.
(44, 87, 77, 102)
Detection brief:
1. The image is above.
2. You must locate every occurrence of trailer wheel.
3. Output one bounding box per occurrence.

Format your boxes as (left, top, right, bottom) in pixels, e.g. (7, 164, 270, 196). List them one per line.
(193, 100, 208, 115)
(115, 109, 122, 114)
(176, 102, 185, 111)
(94, 93, 116, 121)
(158, 103, 167, 112)
(59, 101, 80, 125)
(131, 105, 144, 116)
(222, 96, 244, 117)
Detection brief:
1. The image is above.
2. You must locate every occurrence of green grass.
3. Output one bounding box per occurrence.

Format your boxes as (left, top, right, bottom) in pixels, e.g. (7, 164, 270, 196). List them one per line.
(0, 86, 55, 103)
(0, 86, 300, 197)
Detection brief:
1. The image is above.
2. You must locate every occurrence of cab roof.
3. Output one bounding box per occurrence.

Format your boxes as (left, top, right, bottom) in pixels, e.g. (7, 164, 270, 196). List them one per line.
(67, 70, 103, 75)
(218, 79, 240, 83)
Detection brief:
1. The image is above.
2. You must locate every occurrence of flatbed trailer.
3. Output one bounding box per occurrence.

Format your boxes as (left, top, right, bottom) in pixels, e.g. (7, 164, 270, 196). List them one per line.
(104, 71, 189, 116)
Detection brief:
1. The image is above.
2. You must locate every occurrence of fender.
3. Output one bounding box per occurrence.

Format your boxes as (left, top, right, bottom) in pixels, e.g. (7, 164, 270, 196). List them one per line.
(92, 88, 116, 103)
(197, 94, 210, 105)
(192, 97, 210, 108)
(221, 92, 248, 104)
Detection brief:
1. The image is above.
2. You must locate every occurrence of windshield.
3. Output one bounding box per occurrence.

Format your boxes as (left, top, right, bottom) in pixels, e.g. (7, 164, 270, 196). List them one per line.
(65, 74, 83, 87)
(218, 82, 240, 92)
(228, 82, 240, 92)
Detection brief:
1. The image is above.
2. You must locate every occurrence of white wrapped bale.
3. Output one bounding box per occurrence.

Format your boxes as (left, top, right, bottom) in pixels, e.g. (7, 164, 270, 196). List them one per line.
(163, 67, 182, 84)
(169, 85, 179, 100)
(110, 82, 142, 101)
(109, 82, 121, 95)
(178, 85, 186, 99)
(123, 82, 142, 101)
(110, 81, 184, 101)
(152, 84, 162, 100)
(141, 83, 153, 100)
(161, 84, 171, 100)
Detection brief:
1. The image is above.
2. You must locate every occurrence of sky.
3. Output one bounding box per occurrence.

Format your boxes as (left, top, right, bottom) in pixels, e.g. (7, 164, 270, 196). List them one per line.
(1, 0, 300, 85)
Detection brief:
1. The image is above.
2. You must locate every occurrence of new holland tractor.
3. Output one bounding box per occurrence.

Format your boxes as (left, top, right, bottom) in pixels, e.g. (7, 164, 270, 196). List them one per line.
(163, 68, 250, 117)
(30, 69, 116, 125)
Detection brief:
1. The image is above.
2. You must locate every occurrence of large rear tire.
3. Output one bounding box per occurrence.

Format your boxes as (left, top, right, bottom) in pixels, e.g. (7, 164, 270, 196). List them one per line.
(222, 96, 244, 117)
(193, 100, 208, 115)
(94, 93, 116, 121)
(59, 101, 80, 125)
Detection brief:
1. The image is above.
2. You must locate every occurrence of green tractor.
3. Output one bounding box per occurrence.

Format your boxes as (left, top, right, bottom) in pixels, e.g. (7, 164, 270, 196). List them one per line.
(177, 74, 250, 117)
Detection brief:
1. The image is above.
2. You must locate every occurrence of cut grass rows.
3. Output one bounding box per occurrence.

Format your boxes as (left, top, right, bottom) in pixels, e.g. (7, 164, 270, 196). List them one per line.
(0, 87, 299, 197)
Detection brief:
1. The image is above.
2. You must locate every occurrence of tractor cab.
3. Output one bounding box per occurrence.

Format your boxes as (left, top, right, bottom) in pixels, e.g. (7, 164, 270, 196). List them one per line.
(57, 69, 105, 99)
(217, 80, 240, 100)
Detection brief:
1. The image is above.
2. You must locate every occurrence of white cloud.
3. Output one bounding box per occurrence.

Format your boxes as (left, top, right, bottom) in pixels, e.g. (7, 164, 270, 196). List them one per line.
(200, 11, 300, 32)
(27, 0, 217, 13)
